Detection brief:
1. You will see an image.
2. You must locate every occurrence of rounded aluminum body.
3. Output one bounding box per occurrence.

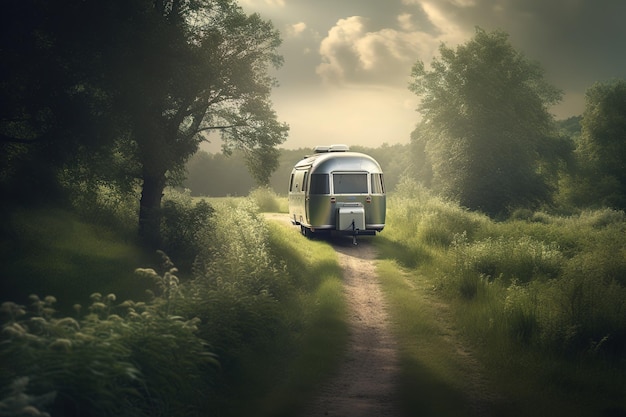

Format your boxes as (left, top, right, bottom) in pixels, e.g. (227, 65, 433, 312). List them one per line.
(288, 150, 386, 234)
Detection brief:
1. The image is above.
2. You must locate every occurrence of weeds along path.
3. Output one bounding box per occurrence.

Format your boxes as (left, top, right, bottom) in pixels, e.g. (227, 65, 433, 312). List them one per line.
(265, 214, 495, 416)
(300, 235, 401, 417)
(265, 214, 401, 415)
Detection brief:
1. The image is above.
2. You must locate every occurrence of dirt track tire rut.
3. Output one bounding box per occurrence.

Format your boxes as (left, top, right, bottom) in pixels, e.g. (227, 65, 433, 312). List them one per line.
(300, 237, 401, 417)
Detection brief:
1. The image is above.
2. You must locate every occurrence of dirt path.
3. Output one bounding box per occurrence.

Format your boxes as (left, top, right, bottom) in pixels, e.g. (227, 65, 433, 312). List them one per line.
(299, 236, 401, 417)
(265, 214, 493, 416)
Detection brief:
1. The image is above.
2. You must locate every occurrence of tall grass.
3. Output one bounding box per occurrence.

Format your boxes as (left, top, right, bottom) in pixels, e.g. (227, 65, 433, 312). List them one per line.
(248, 186, 287, 213)
(1, 195, 347, 417)
(378, 179, 626, 415)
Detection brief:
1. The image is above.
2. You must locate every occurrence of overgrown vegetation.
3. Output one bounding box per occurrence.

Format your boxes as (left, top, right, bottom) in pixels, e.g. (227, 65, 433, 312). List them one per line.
(0, 194, 347, 417)
(377, 179, 626, 416)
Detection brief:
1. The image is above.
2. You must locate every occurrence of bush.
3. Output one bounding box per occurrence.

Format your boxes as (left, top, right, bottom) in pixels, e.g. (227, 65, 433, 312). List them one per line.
(192, 198, 283, 296)
(384, 189, 626, 365)
(450, 234, 563, 285)
(0, 287, 216, 417)
(69, 183, 139, 237)
(248, 186, 281, 213)
(160, 188, 214, 272)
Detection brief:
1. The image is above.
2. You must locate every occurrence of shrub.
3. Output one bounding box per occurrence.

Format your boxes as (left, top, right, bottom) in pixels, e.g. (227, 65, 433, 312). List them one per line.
(69, 183, 139, 237)
(192, 198, 283, 296)
(181, 197, 287, 380)
(450, 234, 563, 285)
(0, 280, 216, 417)
(249, 186, 281, 213)
(160, 188, 214, 273)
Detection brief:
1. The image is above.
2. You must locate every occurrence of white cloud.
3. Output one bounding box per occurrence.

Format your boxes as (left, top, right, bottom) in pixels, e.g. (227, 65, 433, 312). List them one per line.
(450, 0, 476, 7)
(419, 1, 469, 44)
(286, 21, 307, 37)
(397, 13, 416, 31)
(316, 14, 448, 86)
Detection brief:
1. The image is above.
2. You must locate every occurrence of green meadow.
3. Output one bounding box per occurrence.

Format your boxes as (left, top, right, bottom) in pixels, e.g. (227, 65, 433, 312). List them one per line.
(2, 186, 626, 416)
(376, 180, 626, 416)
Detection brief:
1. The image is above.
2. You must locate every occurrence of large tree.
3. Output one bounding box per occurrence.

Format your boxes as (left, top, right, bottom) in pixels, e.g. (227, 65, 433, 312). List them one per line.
(0, 0, 288, 246)
(409, 28, 568, 215)
(0, 0, 130, 203)
(108, 0, 288, 246)
(571, 79, 626, 209)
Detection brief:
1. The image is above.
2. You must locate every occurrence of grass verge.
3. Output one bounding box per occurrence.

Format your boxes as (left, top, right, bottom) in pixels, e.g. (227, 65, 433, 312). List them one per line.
(230, 216, 349, 417)
(376, 257, 498, 417)
(375, 189, 626, 417)
(0, 207, 153, 313)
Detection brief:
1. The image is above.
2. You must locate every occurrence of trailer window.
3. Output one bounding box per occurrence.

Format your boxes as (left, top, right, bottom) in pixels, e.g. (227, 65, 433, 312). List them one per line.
(302, 171, 308, 192)
(289, 173, 295, 192)
(371, 173, 385, 194)
(333, 173, 368, 194)
(310, 174, 329, 194)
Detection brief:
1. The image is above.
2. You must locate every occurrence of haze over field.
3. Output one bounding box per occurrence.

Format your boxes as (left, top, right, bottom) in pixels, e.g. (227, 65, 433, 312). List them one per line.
(203, 0, 626, 152)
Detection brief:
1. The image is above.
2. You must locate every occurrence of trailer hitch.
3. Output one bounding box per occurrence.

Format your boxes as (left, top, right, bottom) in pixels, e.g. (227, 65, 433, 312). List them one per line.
(351, 220, 358, 246)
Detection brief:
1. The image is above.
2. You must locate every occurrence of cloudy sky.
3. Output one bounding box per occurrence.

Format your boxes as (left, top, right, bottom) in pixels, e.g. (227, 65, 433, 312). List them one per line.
(222, 0, 626, 151)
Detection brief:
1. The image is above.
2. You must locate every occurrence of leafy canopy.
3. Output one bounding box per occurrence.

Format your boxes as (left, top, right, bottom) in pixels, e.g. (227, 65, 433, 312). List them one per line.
(573, 80, 626, 209)
(409, 28, 567, 216)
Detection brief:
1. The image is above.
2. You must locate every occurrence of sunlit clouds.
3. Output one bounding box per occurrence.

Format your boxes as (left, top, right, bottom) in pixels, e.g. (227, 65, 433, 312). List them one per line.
(286, 21, 307, 37)
(228, 0, 626, 151)
(316, 16, 437, 86)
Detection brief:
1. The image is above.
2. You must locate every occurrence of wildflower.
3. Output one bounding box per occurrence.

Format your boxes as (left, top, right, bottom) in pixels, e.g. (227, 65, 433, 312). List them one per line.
(2, 322, 27, 337)
(54, 317, 80, 331)
(48, 338, 72, 351)
(134, 268, 158, 278)
(0, 301, 26, 319)
(90, 302, 106, 311)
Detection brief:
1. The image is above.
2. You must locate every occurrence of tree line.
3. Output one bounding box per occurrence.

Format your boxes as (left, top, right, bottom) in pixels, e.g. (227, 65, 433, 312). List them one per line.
(186, 28, 626, 217)
(183, 143, 411, 197)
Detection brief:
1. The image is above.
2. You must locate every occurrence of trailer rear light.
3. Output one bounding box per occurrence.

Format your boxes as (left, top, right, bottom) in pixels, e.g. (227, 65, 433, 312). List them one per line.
(330, 197, 336, 203)
(366, 196, 372, 203)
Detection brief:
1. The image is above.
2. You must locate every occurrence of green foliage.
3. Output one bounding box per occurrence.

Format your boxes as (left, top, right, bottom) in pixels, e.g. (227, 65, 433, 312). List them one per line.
(160, 188, 215, 272)
(386, 178, 488, 251)
(450, 233, 563, 285)
(68, 183, 140, 237)
(171, 199, 347, 416)
(248, 186, 282, 212)
(0, 208, 150, 314)
(192, 198, 282, 295)
(409, 28, 568, 216)
(1, 198, 349, 417)
(565, 79, 626, 209)
(378, 191, 626, 413)
(0, 289, 216, 417)
(1, 0, 288, 246)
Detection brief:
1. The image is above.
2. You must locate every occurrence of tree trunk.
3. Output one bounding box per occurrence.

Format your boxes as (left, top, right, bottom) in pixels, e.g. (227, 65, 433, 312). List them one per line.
(138, 170, 166, 249)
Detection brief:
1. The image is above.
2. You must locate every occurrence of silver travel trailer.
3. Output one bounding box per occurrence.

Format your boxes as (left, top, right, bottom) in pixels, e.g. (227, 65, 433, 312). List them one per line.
(288, 144, 386, 243)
